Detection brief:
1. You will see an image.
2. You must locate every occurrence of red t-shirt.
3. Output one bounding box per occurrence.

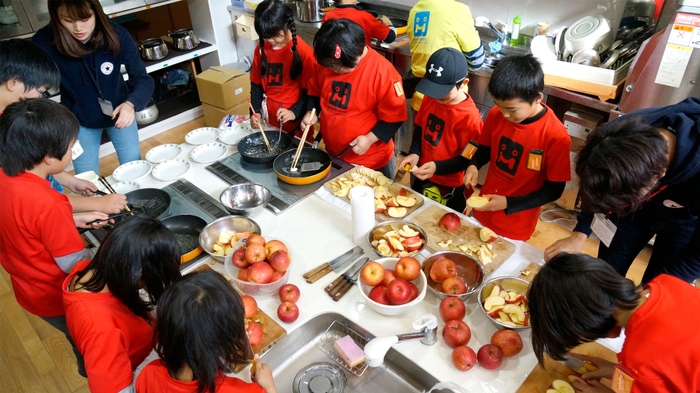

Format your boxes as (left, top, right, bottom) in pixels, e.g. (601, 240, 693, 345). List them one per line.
(619, 274, 700, 393)
(307, 49, 407, 169)
(64, 260, 154, 393)
(0, 171, 85, 317)
(322, 7, 391, 47)
(472, 105, 571, 240)
(250, 37, 316, 131)
(136, 360, 265, 393)
(414, 94, 482, 187)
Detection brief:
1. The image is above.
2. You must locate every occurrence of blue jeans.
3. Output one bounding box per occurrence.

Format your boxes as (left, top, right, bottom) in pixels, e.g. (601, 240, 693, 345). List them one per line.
(73, 121, 141, 175)
(377, 157, 397, 179)
(41, 315, 86, 377)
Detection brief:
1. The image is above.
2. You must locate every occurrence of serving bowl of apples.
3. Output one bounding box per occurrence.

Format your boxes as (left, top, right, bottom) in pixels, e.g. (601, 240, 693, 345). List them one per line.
(422, 251, 485, 301)
(367, 220, 428, 258)
(478, 276, 531, 330)
(358, 257, 427, 316)
(223, 234, 294, 296)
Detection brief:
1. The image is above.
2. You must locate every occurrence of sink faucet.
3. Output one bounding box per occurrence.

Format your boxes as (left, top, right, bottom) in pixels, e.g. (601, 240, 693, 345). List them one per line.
(364, 314, 438, 367)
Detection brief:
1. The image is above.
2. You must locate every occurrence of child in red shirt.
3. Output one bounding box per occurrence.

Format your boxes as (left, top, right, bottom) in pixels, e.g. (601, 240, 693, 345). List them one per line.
(136, 270, 277, 393)
(529, 253, 700, 393)
(64, 215, 181, 392)
(301, 19, 407, 177)
(464, 54, 570, 240)
(399, 48, 482, 213)
(250, 0, 316, 139)
(322, 0, 396, 46)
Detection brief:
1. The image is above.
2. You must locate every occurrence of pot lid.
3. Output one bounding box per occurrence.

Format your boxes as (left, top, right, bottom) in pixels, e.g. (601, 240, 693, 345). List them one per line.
(293, 362, 347, 393)
(169, 28, 193, 37)
(141, 38, 165, 47)
(565, 15, 610, 42)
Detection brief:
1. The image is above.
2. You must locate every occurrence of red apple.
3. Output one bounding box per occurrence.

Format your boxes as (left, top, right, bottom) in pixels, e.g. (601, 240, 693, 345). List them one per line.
(246, 321, 263, 346)
(429, 258, 457, 283)
(438, 212, 461, 231)
(241, 295, 258, 318)
(245, 243, 267, 264)
(477, 344, 503, 370)
(490, 329, 523, 357)
(386, 278, 412, 305)
(237, 268, 249, 282)
(247, 261, 274, 284)
(439, 296, 466, 322)
(270, 270, 285, 282)
(360, 261, 385, 287)
(398, 187, 407, 197)
(395, 256, 421, 281)
(441, 276, 467, 295)
(264, 239, 288, 260)
(452, 346, 477, 371)
(408, 281, 419, 301)
(279, 283, 300, 303)
(442, 319, 471, 348)
(277, 301, 299, 323)
(231, 248, 249, 269)
(382, 269, 397, 287)
(368, 285, 390, 305)
(246, 234, 266, 246)
(268, 250, 291, 272)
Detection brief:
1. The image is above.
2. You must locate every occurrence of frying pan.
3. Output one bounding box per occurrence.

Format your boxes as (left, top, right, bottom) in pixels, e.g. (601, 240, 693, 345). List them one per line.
(161, 215, 207, 264)
(273, 145, 352, 185)
(238, 131, 293, 164)
(125, 188, 171, 217)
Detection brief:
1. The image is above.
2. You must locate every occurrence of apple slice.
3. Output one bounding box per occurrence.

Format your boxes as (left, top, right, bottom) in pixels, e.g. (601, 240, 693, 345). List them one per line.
(375, 198, 387, 213)
(466, 195, 490, 208)
(385, 197, 399, 207)
(404, 240, 424, 252)
(388, 237, 405, 252)
(577, 366, 589, 374)
(398, 187, 407, 197)
(437, 239, 452, 248)
(484, 295, 506, 311)
(499, 290, 508, 299)
(377, 243, 393, 256)
(387, 207, 407, 218)
(552, 379, 575, 393)
(505, 292, 520, 304)
(503, 304, 525, 323)
(487, 306, 504, 318)
(398, 225, 419, 238)
(396, 195, 417, 207)
(384, 230, 400, 240)
(334, 186, 350, 197)
(583, 362, 599, 372)
(497, 311, 509, 322)
(374, 186, 389, 200)
(568, 375, 585, 386)
(489, 285, 501, 298)
(218, 230, 235, 245)
(546, 390, 559, 393)
(479, 226, 498, 243)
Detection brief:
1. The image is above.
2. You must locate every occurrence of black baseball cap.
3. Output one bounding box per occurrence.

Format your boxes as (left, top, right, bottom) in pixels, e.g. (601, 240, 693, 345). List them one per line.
(416, 48, 468, 99)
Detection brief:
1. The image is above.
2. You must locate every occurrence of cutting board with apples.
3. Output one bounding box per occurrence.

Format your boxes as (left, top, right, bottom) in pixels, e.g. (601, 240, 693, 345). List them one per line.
(323, 166, 424, 222)
(411, 205, 515, 276)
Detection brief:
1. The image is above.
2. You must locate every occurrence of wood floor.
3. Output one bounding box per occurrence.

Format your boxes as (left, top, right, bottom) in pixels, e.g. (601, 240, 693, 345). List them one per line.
(0, 116, 651, 392)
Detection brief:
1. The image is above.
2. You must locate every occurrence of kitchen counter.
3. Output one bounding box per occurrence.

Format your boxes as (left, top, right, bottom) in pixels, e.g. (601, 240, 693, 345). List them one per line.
(110, 140, 623, 391)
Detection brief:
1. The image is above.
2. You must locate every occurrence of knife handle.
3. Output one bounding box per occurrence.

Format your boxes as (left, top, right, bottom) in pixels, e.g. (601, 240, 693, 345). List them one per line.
(324, 275, 345, 294)
(303, 262, 330, 279)
(333, 281, 355, 301)
(328, 277, 350, 297)
(306, 266, 333, 283)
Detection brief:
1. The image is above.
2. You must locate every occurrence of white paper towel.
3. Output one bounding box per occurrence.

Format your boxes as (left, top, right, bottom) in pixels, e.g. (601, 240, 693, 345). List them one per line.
(350, 186, 375, 246)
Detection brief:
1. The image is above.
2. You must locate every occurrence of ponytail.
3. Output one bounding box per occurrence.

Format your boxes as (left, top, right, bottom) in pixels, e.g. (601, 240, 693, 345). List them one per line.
(289, 17, 302, 81)
(259, 44, 269, 77)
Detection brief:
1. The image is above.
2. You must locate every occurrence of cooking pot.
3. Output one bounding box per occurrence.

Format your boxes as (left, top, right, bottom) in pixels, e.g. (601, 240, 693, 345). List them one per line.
(135, 99, 158, 125)
(169, 29, 200, 51)
(161, 215, 207, 264)
(296, 0, 333, 22)
(138, 38, 168, 61)
(563, 15, 613, 61)
(238, 131, 293, 165)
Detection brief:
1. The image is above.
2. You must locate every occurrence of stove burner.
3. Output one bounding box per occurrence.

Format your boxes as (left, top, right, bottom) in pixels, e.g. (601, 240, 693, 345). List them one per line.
(293, 362, 347, 393)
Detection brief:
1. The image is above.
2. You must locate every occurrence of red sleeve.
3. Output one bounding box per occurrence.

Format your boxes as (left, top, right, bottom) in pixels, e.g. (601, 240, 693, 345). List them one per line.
(365, 16, 391, 41)
(545, 128, 572, 182)
(40, 200, 85, 258)
(374, 57, 407, 123)
(250, 44, 262, 85)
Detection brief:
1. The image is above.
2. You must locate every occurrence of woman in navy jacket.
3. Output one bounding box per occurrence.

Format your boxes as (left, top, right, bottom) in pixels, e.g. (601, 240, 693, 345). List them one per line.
(33, 0, 154, 175)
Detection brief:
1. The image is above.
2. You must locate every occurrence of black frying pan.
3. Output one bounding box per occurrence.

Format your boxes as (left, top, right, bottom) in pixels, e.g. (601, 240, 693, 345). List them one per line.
(125, 188, 171, 218)
(161, 215, 207, 264)
(238, 131, 293, 164)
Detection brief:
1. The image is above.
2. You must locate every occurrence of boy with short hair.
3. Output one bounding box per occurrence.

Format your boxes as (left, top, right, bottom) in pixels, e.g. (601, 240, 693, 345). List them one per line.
(322, 0, 396, 46)
(464, 54, 571, 240)
(399, 48, 482, 213)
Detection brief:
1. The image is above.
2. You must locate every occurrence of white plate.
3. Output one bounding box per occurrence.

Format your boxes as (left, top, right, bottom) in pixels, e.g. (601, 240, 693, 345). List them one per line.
(190, 142, 228, 164)
(185, 127, 219, 145)
(112, 160, 153, 182)
(112, 181, 140, 194)
(218, 123, 253, 145)
(145, 144, 182, 163)
(152, 159, 191, 181)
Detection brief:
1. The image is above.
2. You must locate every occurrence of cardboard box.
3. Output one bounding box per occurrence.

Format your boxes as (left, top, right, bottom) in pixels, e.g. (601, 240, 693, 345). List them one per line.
(196, 66, 250, 109)
(236, 14, 259, 41)
(202, 102, 249, 128)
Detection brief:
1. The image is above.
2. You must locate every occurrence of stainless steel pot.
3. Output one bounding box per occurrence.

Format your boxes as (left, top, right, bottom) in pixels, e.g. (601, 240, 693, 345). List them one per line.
(138, 38, 168, 61)
(135, 99, 158, 125)
(169, 29, 200, 51)
(296, 0, 333, 23)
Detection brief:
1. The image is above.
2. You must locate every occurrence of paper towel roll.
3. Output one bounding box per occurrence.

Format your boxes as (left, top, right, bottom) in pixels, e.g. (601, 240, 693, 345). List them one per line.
(350, 186, 375, 246)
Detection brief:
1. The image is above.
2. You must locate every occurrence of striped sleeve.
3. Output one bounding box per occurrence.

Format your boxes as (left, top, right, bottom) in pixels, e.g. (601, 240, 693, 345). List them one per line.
(465, 43, 485, 71)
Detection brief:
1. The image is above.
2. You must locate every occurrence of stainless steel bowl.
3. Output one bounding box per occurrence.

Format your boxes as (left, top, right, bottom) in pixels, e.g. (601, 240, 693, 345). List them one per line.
(199, 215, 262, 262)
(367, 220, 428, 258)
(421, 251, 485, 301)
(563, 15, 613, 60)
(135, 100, 158, 125)
(483, 51, 504, 68)
(219, 183, 271, 216)
(478, 276, 531, 330)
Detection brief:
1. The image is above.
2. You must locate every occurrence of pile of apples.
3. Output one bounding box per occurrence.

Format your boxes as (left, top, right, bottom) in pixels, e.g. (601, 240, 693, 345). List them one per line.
(230, 234, 291, 284)
(482, 284, 530, 327)
(276, 283, 301, 323)
(429, 257, 468, 295)
(370, 224, 425, 258)
(361, 257, 421, 305)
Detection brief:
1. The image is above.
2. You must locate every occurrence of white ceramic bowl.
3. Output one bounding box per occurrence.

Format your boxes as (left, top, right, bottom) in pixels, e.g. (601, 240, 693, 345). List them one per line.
(358, 257, 427, 316)
(223, 236, 293, 296)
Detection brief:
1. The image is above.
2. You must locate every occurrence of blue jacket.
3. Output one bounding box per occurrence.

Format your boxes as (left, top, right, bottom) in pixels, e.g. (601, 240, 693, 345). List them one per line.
(32, 22, 154, 129)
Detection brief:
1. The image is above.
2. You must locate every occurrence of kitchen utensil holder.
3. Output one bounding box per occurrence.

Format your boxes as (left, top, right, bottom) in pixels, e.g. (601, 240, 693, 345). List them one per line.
(317, 320, 372, 376)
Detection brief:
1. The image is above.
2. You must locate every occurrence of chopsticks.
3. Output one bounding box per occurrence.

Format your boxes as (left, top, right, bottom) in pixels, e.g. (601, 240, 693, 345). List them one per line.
(98, 176, 132, 213)
(247, 98, 272, 152)
(291, 108, 316, 171)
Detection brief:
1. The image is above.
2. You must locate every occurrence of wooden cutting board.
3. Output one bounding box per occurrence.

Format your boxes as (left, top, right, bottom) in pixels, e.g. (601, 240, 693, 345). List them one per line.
(516, 342, 618, 393)
(323, 166, 424, 222)
(411, 205, 515, 276)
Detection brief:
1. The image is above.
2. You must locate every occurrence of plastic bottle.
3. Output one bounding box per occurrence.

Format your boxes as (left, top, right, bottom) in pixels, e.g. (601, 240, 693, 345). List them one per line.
(510, 15, 521, 46)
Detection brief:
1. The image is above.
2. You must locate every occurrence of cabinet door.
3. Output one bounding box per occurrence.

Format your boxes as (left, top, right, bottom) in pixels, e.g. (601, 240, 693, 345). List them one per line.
(22, 0, 50, 31)
(0, 0, 33, 39)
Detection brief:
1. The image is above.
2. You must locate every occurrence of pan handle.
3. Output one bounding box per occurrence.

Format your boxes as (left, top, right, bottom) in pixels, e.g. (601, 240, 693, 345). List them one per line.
(331, 145, 353, 162)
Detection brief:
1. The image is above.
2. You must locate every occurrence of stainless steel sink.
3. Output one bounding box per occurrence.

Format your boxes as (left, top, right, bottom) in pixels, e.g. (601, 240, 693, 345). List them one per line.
(261, 312, 450, 393)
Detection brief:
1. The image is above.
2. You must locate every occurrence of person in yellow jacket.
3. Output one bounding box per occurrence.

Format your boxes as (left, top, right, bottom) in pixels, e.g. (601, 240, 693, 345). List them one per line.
(408, 0, 484, 112)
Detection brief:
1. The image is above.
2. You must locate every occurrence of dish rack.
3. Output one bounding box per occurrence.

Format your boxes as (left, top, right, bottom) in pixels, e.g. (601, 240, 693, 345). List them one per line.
(317, 320, 371, 376)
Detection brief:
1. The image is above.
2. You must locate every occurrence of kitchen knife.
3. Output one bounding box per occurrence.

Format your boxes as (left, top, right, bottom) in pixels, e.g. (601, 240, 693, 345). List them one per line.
(558, 353, 586, 373)
(332, 258, 369, 301)
(325, 256, 368, 295)
(304, 246, 363, 282)
(393, 163, 411, 182)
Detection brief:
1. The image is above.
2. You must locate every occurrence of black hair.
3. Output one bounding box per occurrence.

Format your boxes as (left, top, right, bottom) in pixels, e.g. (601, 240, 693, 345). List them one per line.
(74, 214, 181, 321)
(313, 18, 366, 69)
(153, 270, 251, 393)
(0, 98, 78, 176)
(254, 0, 302, 81)
(488, 54, 543, 103)
(576, 116, 668, 216)
(0, 39, 60, 90)
(529, 253, 641, 365)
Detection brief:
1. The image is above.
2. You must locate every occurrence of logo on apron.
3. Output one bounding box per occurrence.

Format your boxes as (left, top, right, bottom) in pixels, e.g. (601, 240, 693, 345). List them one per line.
(267, 63, 283, 86)
(100, 62, 114, 75)
(424, 113, 445, 146)
(414, 11, 430, 37)
(496, 135, 523, 176)
(329, 81, 352, 109)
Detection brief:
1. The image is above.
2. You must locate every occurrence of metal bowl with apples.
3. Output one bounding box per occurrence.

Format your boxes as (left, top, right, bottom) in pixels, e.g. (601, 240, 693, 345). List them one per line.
(367, 220, 428, 258)
(358, 257, 427, 316)
(223, 236, 294, 296)
(421, 251, 485, 301)
(478, 276, 531, 330)
(199, 216, 261, 262)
